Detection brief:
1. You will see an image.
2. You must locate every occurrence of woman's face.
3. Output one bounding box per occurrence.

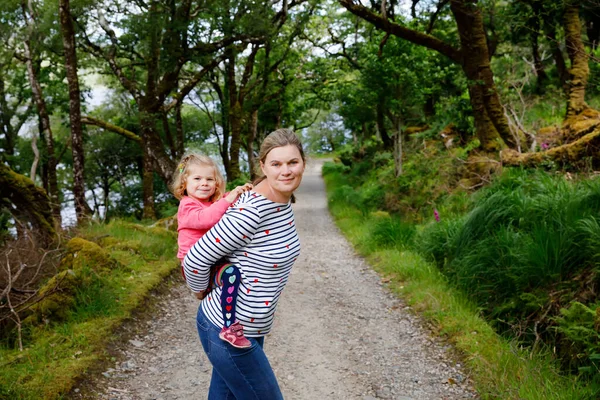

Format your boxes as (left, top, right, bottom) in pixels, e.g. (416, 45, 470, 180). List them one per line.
(260, 145, 305, 201)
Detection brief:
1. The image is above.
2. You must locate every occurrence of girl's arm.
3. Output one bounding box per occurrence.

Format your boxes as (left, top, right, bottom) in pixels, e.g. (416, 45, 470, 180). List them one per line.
(182, 203, 260, 293)
(178, 197, 232, 230)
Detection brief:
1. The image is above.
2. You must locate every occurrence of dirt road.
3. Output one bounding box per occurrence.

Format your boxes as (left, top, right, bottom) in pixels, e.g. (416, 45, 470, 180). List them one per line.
(87, 159, 477, 400)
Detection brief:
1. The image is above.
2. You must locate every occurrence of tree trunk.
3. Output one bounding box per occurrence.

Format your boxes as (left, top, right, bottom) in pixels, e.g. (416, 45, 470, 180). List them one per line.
(530, 19, 548, 93)
(247, 109, 259, 180)
(564, 3, 589, 118)
(141, 149, 156, 220)
(162, 111, 177, 159)
(544, 26, 568, 89)
(451, 0, 516, 151)
(59, 0, 90, 224)
(228, 101, 243, 181)
(0, 163, 56, 246)
(584, 9, 600, 50)
(22, 32, 61, 226)
(139, 111, 159, 219)
(0, 79, 16, 161)
(376, 100, 393, 149)
(394, 128, 402, 177)
(175, 101, 184, 158)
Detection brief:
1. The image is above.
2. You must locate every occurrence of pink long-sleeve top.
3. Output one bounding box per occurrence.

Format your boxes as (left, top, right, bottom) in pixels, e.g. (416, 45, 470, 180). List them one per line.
(176, 195, 233, 260)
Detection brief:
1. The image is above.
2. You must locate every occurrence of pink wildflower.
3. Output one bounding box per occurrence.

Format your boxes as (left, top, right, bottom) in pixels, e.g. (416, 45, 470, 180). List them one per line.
(434, 208, 440, 222)
(541, 142, 549, 150)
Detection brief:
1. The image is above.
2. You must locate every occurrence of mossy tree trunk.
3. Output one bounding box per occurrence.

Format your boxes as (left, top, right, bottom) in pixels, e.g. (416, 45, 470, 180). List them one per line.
(59, 0, 91, 223)
(451, 0, 518, 151)
(564, 3, 590, 119)
(0, 163, 56, 246)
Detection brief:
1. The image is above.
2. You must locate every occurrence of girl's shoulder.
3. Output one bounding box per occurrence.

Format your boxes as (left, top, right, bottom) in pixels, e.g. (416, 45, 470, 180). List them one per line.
(179, 196, 212, 208)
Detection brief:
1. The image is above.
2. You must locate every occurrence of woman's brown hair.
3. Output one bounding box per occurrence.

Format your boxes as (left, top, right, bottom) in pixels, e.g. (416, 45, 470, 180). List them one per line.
(170, 154, 225, 202)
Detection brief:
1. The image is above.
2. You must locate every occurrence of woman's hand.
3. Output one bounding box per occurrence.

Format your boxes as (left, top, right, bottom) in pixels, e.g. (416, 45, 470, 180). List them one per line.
(225, 183, 253, 203)
(195, 290, 206, 300)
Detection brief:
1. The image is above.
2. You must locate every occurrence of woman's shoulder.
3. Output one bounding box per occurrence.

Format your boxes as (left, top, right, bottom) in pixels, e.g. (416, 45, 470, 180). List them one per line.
(235, 192, 291, 213)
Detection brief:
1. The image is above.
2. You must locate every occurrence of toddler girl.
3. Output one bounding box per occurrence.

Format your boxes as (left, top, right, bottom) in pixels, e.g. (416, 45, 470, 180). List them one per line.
(171, 153, 252, 348)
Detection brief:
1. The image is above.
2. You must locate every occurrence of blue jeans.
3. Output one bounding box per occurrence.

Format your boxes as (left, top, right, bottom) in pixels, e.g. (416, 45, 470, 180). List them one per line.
(196, 306, 284, 400)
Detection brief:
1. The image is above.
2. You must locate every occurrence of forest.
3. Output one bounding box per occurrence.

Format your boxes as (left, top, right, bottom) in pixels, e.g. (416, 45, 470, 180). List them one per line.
(1, 0, 600, 398)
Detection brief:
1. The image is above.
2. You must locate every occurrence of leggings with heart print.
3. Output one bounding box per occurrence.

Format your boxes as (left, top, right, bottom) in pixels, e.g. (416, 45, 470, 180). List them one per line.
(215, 263, 241, 328)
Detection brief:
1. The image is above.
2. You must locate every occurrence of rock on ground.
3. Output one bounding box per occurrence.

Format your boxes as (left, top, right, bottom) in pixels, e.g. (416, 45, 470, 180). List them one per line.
(77, 159, 478, 400)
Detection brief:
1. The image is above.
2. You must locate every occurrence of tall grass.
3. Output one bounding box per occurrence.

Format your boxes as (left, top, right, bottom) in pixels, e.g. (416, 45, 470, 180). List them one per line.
(416, 169, 600, 381)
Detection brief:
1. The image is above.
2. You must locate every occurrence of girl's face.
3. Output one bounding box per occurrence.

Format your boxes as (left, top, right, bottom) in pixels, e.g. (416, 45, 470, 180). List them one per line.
(185, 164, 217, 201)
(260, 145, 305, 201)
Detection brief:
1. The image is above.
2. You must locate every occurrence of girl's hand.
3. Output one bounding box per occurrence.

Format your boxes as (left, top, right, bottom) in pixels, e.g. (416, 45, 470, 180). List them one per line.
(225, 183, 253, 203)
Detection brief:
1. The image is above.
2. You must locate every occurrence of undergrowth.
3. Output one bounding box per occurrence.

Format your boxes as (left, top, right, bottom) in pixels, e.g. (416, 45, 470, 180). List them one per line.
(0, 220, 178, 399)
(322, 151, 600, 398)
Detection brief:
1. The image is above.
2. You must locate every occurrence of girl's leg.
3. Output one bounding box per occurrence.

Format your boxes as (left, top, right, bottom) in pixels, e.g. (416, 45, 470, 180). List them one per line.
(216, 264, 251, 348)
(197, 306, 283, 400)
(217, 264, 241, 328)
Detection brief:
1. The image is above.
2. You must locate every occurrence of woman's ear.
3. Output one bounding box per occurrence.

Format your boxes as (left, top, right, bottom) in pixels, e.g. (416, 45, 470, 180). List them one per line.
(259, 161, 266, 175)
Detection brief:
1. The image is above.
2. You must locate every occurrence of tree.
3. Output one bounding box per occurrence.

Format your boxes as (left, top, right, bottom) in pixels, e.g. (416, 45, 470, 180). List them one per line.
(59, 0, 90, 223)
(563, 1, 589, 119)
(339, 0, 519, 152)
(19, 0, 61, 226)
(76, 0, 264, 217)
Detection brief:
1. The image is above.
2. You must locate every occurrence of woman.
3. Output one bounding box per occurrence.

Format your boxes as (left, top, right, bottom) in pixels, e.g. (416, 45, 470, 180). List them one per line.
(183, 128, 305, 399)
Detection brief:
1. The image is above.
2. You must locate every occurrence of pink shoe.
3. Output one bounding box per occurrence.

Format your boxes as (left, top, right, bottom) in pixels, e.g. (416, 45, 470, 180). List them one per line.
(219, 321, 252, 348)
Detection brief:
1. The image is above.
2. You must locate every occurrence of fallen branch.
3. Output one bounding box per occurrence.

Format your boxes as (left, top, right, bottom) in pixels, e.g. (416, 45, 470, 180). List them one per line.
(502, 126, 600, 166)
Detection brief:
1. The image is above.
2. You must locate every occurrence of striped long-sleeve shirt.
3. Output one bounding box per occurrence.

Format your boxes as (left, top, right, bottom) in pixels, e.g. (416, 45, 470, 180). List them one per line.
(183, 190, 300, 337)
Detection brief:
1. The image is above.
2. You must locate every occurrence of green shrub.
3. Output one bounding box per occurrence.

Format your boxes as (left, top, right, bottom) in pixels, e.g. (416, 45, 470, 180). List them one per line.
(553, 301, 600, 377)
(371, 216, 416, 250)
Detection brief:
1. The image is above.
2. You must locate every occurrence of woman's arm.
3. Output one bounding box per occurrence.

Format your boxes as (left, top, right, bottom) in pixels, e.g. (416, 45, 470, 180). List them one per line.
(178, 197, 233, 230)
(182, 203, 260, 293)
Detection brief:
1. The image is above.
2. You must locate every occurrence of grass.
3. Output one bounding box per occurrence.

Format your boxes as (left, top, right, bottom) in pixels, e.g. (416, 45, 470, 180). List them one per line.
(0, 220, 179, 399)
(323, 166, 596, 399)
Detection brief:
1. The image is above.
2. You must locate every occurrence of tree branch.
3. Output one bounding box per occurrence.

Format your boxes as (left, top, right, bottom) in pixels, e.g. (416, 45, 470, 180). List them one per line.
(338, 0, 462, 63)
(81, 116, 141, 143)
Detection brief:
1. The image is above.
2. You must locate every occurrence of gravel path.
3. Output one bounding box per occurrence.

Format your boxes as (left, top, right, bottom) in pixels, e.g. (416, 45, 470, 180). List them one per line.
(86, 159, 478, 400)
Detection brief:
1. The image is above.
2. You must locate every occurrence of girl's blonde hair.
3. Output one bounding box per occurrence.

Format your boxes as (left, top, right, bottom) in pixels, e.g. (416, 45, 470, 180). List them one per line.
(170, 154, 225, 201)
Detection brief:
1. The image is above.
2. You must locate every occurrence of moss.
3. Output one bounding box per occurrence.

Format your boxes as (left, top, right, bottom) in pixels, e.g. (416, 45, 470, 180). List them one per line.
(0, 163, 56, 244)
(61, 238, 118, 272)
(152, 215, 178, 232)
(96, 236, 119, 248)
(23, 270, 81, 326)
(109, 240, 143, 254)
(405, 125, 430, 136)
